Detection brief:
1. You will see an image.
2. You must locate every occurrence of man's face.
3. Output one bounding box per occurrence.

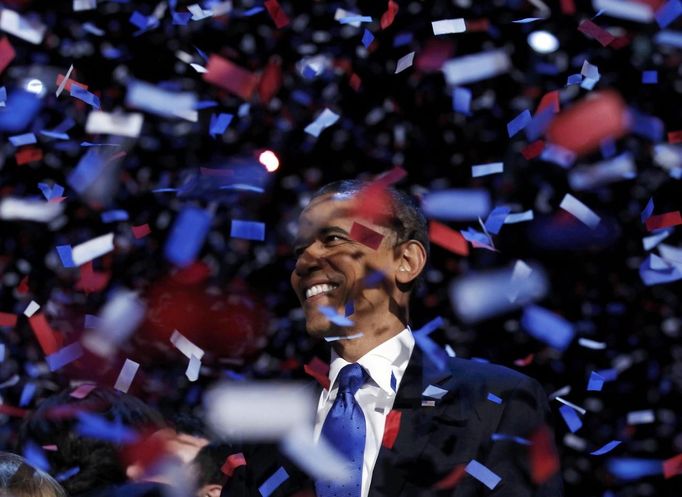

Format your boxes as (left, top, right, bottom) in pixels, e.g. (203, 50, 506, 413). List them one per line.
(290, 193, 401, 336)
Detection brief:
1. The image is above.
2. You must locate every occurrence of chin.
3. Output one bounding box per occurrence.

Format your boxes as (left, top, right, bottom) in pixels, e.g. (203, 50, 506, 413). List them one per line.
(304, 314, 333, 337)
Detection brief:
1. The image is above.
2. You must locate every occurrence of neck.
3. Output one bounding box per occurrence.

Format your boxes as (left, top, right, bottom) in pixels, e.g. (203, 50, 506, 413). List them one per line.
(331, 311, 407, 362)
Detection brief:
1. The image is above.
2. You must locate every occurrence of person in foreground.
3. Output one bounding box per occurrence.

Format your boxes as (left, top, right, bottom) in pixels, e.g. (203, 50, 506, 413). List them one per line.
(222, 179, 564, 497)
(0, 451, 66, 497)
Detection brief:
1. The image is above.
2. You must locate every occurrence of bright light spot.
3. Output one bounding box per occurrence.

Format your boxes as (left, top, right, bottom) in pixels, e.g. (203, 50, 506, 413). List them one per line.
(25, 79, 45, 95)
(259, 150, 280, 172)
(528, 31, 559, 54)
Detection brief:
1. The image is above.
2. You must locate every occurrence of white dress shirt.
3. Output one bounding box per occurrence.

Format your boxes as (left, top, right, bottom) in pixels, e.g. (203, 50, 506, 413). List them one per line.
(314, 328, 415, 497)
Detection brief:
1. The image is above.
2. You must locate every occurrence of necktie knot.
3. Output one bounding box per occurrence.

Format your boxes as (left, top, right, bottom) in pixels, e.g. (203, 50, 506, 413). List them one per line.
(336, 363, 367, 397)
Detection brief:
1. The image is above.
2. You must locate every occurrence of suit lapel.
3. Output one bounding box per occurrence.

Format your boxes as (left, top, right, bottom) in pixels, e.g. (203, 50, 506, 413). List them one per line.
(369, 348, 474, 497)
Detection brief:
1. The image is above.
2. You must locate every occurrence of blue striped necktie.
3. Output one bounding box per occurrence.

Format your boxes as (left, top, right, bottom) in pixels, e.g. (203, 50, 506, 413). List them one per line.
(316, 363, 368, 497)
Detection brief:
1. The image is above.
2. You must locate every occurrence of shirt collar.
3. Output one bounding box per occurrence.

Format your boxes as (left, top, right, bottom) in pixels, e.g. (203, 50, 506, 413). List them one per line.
(327, 327, 415, 397)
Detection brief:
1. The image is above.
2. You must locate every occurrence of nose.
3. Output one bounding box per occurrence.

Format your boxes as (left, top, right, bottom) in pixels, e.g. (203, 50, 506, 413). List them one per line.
(294, 242, 324, 277)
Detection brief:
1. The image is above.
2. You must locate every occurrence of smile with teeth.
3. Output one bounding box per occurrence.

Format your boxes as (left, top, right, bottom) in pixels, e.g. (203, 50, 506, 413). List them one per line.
(305, 283, 339, 300)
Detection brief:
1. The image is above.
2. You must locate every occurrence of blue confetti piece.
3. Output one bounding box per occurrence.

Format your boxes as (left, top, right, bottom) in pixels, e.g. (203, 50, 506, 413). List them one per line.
(452, 87, 472, 115)
(76, 412, 138, 444)
(344, 300, 354, 317)
(230, 220, 265, 241)
(484, 206, 511, 235)
(393, 32, 413, 47)
(655, 29, 682, 47)
(587, 371, 605, 391)
(194, 45, 209, 62)
(258, 466, 289, 497)
(55, 117, 76, 134)
(38, 182, 65, 200)
(56, 245, 76, 268)
(101, 210, 129, 223)
(23, 442, 50, 472)
(210, 113, 233, 137)
(507, 109, 531, 138)
(559, 405, 583, 432)
(9, 133, 37, 147)
(68, 148, 108, 193)
(361, 29, 374, 48)
(534, 61, 560, 75)
(19, 382, 37, 407)
(521, 305, 575, 350)
(512, 17, 544, 23)
(540, 143, 576, 168)
(464, 459, 501, 490)
(642, 70, 658, 84)
(291, 90, 312, 106)
(0, 89, 43, 133)
(630, 109, 664, 142)
(639, 255, 682, 285)
(487, 392, 502, 404)
(40, 130, 70, 140)
(242, 6, 265, 16)
(339, 15, 373, 24)
(566, 73, 583, 86)
(171, 11, 192, 25)
(460, 227, 491, 247)
(414, 316, 444, 337)
(55, 467, 80, 482)
(46, 342, 84, 372)
(0, 86, 6, 104)
(318, 305, 354, 327)
(164, 207, 212, 267)
(414, 317, 449, 373)
(70, 85, 101, 109)
(390, 371, 397, 392)
(655, 0, 682, 28)
(606, 458, 662, 480)
(129, 11, 148, 29)
(525, 106, 554, 141)
(591, 440, 622, 456)
(84, 314, 100, 329)
(422, 189, 491, 221)
(641, 197, 655, 223)
(194, 100, 219, 110)
(600, 138, 616, 158)
(363, 270, 385, 287)
(491, 433, 532, 445)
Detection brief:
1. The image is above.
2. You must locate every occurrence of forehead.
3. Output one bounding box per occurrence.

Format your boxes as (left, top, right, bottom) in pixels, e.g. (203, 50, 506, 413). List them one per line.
(298, 193, 358, 226)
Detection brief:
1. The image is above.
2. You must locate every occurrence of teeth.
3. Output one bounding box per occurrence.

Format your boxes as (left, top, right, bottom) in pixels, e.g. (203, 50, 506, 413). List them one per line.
(305, 283, 337, 299)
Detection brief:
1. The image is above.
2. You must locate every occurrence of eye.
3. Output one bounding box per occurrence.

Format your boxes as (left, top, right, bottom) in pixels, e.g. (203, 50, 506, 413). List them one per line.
(323, 234, 345, 244)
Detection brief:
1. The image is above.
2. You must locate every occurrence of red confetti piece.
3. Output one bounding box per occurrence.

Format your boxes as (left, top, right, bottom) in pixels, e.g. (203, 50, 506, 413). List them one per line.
(0, 404, 29, 417)
(17, 276, 29, 294)
(464, 18, 490, 32)
(560, 0, 576, 14)
(264, 0, 289, 28)
(380, 0, 399, 29)
(15, 146, 43, 165)
(349, 73, 361, 91)
(433, 464, 467, 490)
(668, 130, 682, 144)
(203, 55, 260, 100)
(415, 40, 455, 72)
(375, 166, 407, 187)
(28, 313, 60, 356)
(428, 221, 469, 256)
(48, 196, 66, 203)
(521, 140, 545, 160)
(663, 453, 682, 479)
(0, 36, 16, 74)
(55, 73, 89, 93)
(76, 262, 111, 293)
(645, 211, 682, 232)
(42, 445, 58, 451)
(350, 222, 385, 250)
(382, 410, 401, 449)
(546, 90, 628, 155)
(132, 224, 151, 239)
(70, 383, 97, 399)
(221, 452, 247, 477)
(0, 311, 18, 328)
(535, 90, 560, 115)
(514, 353, 535, 367)
(529, 425, 560, 484)
(303, 357, 330, 390)
(258, 57, 283, 103)
(578, 19, 615, 47)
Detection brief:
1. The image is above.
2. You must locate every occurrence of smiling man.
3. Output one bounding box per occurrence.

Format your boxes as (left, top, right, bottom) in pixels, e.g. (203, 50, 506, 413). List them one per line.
(222, 179, 563, 497)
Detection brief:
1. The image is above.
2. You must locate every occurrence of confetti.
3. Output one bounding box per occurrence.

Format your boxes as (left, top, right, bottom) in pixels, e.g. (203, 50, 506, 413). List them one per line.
(113, 358, 140, 393)
(442, 49, 511, 86)
(203, 55, 259, 100)
(349, 222, 384, 249)
(422, 385, 448, 399)
(258, 467, 289, 497)
(428, 220, 469, 256)
(0, 9, 46, 44)
(432, 19, 466, 35)
(559, 405, 583, 432)
(587, 371, 605, 391)
(591, 440, 622, 456)
(655, 0, 682, 28)
(164, 207, 212, 266)
(487, 392, 502, 404)
(85, 111, 144, 137)
(471, 162, 504, 177)
(645, 211, 682, 231)
(303, 108, 340, 137)
(559, 193, 601, 229)
(422, 189, 491, 221)
(578, 19, 615, 46)
(71, 233, 115, 266)
(170, 329, 205, 360)
(46, 342, 84, 372)
(464, 460, 501, 490)
(627, 409, 655, 425)
(507, 110, 532, 137)
(230, 220, 265, 241)
(521, 305, 575, 350)
(394, 51, 415, 74)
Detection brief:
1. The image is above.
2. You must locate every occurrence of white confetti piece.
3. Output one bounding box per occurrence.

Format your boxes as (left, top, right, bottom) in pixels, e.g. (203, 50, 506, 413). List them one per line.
(472, 162, 504, 177)
(304, 108, 340, 137)
(185, 354, 201, 382)
(432, 18, 466, 35)
(0, 9, 47, 44)
(627, 409, 655, 425)
(85, 111, 144, 138)
(442, 49, 511, 86)
(24, 301, 40, 318)
(71, 233, 115, 266)
(114, 359, 139, 393)
(578, 338, 607, 349)
(395, 51, 415, 74)
(170, 329, 205, 360)
(560, 193, 601, 228)
(56, 64, 74, 97)
(0, 198, 64, 223)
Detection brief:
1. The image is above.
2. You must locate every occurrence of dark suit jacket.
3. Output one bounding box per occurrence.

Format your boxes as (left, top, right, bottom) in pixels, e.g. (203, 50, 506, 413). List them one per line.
(222, 348, 563, 497)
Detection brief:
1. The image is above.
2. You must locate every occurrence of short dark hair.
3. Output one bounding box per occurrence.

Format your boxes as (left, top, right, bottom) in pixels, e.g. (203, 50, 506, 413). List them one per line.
(0, 452, 66, 497)
(18, 387, 165, 496)
(311, 178, 430, 260)
(191, 443, 233, 487)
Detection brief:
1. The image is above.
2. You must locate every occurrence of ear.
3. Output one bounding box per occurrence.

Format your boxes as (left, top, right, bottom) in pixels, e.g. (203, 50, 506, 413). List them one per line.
(206, 484, 223, 497)
(395, 240, 427, 286)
